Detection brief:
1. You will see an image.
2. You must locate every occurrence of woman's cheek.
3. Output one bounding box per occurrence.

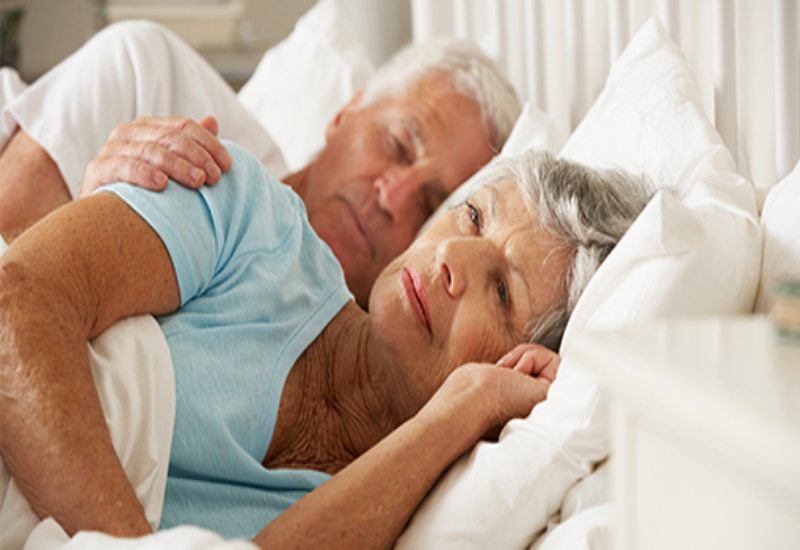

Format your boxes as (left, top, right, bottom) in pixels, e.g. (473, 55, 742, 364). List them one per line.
(448, 315, 504, 367)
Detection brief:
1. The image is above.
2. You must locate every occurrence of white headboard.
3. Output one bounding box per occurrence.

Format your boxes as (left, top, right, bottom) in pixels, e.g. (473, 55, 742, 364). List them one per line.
(410, 0, 800, 193)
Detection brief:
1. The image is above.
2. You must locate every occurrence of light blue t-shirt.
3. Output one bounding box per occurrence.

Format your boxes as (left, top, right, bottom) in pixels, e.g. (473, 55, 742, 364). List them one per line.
(104, 141, 352, 539)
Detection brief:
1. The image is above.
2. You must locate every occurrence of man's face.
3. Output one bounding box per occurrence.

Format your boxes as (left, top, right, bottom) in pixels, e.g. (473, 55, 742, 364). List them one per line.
(302, 72, 494, 307)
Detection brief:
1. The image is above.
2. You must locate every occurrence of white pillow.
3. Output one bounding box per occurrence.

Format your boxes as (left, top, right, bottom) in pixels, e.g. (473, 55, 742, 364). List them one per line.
(754, 160, 800, 313)
(237, 0, 374, 174)
(397, 18, 761, 548)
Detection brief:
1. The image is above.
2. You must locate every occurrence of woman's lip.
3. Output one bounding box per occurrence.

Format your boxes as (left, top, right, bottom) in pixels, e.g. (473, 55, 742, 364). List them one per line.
(402, 267, 432, 336)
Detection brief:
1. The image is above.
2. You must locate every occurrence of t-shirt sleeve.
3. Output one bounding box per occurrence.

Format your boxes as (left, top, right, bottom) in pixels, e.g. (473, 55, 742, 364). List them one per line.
(101, 141, 294, 306)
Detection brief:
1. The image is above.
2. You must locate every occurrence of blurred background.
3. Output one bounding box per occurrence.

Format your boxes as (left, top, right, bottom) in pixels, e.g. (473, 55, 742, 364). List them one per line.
(0, 0, 411, 89)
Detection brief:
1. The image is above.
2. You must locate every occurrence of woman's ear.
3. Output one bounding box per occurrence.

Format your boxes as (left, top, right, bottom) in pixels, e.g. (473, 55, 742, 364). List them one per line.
(325, 88, 365, 141)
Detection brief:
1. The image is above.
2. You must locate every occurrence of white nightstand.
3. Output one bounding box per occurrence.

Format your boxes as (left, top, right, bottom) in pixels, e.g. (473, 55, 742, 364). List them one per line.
(570, 316, 800, 550)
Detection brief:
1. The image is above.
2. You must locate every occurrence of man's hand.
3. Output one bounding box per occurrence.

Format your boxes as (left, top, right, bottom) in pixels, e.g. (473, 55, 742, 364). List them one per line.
(81, 115, 233, 197)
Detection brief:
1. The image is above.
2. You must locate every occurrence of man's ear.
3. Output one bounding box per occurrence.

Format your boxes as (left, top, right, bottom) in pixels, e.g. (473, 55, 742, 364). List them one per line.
(325, 88, 365, 141)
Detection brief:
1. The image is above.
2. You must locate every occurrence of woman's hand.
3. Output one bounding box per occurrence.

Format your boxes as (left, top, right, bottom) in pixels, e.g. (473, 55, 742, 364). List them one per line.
(420, 345, 560, 443)
(495, 342, 560, 381)
(80, 115, 233, 197)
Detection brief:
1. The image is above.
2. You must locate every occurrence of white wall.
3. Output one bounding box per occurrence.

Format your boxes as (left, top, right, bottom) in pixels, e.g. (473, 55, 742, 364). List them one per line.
(15, 0, 411, 84)
(410, 0, 800, 190)
(17, 0, 95, 81)
(14, 0, 317, 83)
(339, 0, 411, 66)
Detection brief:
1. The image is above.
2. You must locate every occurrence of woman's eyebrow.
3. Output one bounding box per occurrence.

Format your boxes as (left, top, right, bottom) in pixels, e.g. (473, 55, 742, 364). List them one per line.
(486, 186, 499, 218)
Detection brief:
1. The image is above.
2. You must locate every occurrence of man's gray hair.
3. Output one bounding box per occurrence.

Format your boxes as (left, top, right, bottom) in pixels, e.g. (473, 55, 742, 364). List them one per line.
(362, 38, 521, 153)
(472, 150, 654, 351)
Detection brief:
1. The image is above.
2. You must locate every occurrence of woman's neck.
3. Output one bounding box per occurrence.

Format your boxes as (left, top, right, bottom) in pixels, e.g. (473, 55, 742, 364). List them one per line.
(267, 302, 420, 472)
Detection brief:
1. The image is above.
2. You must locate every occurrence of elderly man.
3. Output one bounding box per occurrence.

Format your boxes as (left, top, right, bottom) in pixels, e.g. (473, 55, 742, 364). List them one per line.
(0, 20, 520, 306)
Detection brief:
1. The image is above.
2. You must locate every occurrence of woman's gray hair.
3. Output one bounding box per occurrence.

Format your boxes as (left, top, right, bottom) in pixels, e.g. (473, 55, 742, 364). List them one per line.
(473, 150, 654, 351)
(361, 38, 521, 152)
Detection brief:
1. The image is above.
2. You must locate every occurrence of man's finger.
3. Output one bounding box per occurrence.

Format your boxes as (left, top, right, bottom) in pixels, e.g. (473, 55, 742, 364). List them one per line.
(198, 115, 219, 136)
(156, 131, 221, 184)
(112, 118, 232, 179)
(84, 156, 169, 196)
(187, 123, 232, 173)
(135, 141, 207, 188)
(168, 116, 231, 173)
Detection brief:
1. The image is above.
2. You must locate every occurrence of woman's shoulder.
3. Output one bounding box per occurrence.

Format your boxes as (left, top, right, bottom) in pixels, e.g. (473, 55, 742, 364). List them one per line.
(218, 141, 294, 202)
(203, 141, 303, 235)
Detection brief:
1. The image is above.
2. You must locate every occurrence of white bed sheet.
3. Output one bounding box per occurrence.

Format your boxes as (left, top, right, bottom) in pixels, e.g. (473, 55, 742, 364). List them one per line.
(0, 67, 26, 152)
(24, 521, 256, 550)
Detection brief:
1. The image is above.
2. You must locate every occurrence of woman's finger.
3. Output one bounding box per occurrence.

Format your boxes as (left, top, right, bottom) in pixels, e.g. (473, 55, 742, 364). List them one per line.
(511, 350, 538, 375)
(533, 353, 560, 383)
(513, 348, 560, 380)
(495, 345, 527, 368)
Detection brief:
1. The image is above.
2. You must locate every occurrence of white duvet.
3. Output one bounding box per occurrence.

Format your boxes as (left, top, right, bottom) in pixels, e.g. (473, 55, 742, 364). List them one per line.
(0, 315, 607, 550)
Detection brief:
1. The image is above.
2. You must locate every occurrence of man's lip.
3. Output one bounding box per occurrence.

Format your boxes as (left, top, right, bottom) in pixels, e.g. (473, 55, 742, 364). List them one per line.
(340, 198, 374, 258)
(402, 267, 432, 336)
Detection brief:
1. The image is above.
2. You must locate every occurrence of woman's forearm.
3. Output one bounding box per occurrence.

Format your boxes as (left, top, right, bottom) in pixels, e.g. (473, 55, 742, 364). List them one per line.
(255, 362, 552, 549)
(0, 262, 152, 536)
(254, 403, 481, 550)
(0, 193, 179, 536)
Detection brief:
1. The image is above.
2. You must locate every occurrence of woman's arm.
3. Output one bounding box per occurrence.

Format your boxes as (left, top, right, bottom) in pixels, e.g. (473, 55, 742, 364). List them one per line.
(0, 193, 180, 536)
(255, 362, 553, 549)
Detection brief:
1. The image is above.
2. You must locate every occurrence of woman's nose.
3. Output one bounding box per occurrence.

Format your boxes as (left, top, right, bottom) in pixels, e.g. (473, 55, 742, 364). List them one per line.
(436, 238, 483, 298)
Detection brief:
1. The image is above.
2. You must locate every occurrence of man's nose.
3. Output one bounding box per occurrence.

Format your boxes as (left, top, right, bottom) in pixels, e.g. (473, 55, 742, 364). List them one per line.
(373, 166, 420, 222)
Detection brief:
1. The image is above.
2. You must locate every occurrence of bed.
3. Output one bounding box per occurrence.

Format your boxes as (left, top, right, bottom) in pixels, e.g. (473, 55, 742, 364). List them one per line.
(1, 0, 799, 548)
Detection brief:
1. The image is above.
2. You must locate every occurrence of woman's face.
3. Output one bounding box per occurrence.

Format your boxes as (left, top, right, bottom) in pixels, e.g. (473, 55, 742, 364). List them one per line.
(368, 179, 571, 403)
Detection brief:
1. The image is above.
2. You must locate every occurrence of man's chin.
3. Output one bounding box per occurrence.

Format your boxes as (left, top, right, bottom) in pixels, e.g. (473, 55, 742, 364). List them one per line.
(329, 248, 369, 308)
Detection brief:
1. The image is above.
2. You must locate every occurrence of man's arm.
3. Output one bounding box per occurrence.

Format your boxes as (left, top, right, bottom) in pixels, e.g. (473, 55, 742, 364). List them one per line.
(0, 193, 180, 536)
(0, 116, 230, 245)
(0, 130, 72, 243)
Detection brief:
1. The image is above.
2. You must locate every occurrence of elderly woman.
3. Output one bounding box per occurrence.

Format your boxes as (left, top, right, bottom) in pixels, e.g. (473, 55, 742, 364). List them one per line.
(0, 143, 649, 547)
